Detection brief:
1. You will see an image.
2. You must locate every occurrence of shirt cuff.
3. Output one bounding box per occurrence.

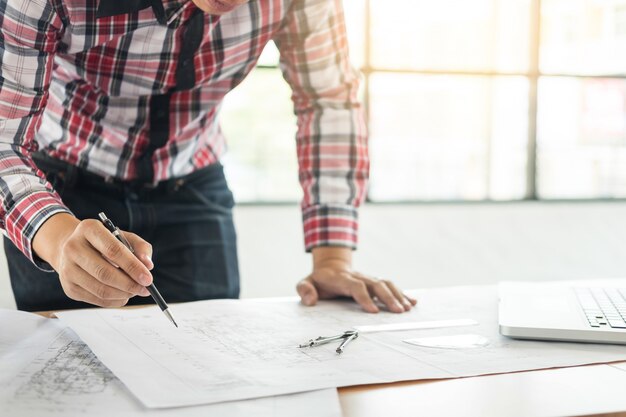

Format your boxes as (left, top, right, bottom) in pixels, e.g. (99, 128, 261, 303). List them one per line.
(302, 204, 359, 252)
(5, 190, 72, 271)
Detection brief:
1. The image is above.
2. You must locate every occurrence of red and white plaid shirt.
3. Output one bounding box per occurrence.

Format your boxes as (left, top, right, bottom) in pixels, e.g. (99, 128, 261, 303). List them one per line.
(0, 0, 368, 267)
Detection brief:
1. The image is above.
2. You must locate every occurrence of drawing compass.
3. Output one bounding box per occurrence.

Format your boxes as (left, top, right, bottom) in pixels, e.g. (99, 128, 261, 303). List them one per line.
(298, 330, 359, 354)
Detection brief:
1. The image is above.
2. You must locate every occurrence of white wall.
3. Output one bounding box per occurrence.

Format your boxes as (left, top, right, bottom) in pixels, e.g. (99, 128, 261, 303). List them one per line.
(3, 202, 626, 309)
(238, 202, 626, 298)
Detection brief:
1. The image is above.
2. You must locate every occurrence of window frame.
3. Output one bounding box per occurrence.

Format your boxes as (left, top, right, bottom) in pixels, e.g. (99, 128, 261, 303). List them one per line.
(246, 0, 626, 204)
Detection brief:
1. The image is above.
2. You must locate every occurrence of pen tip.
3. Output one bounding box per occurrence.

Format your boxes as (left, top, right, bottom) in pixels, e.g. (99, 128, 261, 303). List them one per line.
(163, 309, 178, 328)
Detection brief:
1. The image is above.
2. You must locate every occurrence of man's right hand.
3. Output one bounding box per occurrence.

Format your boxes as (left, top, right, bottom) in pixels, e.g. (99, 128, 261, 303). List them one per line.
(32, 213, 154, 308)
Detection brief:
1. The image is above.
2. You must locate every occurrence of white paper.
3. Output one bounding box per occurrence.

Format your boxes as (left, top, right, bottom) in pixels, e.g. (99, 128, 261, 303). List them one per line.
(354, 318, 478, 333)
(361, 286, 626, 376)
(58, 300, 441, 408)
(0, 309, 341, 417)
(58, 285, 626, 408)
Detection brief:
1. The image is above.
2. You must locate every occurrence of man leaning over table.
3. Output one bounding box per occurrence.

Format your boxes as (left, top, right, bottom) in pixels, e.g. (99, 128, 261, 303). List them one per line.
(0, 0, 416, 313)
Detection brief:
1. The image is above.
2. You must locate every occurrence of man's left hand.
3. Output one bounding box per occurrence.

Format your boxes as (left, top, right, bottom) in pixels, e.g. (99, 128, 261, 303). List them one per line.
(296, 247, 417, 313)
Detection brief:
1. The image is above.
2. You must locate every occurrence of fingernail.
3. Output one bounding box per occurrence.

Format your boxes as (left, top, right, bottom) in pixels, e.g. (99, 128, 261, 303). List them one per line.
(394, 301, 404, 312)
(369, 304, 379, 313)
(141, 288, 150, 297)
(140, 273, 152, 286)
(403, 301, 412, 310)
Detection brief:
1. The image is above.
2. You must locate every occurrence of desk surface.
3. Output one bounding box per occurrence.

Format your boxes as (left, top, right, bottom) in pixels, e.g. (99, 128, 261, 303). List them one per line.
(338, 365, 626, 417)
(36, 309, 626, 417)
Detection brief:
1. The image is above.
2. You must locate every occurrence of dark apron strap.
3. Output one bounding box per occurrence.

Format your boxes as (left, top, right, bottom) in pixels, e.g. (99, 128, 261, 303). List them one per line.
(135, 9, 205, 184)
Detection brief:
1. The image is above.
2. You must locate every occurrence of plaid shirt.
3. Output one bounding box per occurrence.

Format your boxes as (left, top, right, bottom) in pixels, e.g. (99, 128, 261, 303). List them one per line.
(0, 0, 368, 267)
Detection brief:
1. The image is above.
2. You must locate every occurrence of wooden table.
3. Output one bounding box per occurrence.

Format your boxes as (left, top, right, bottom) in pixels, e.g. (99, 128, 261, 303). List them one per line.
(37, 309, 626, 417)
(338, 365, 626, 417)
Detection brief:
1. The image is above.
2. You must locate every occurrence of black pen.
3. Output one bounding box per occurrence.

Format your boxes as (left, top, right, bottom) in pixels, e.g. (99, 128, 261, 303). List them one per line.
(98, 212, 178, 328)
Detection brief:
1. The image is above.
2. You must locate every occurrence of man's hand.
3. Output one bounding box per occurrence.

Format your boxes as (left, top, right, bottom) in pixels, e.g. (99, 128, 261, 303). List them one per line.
(296, 247, 417, 313)
(32, 213, 154, 308)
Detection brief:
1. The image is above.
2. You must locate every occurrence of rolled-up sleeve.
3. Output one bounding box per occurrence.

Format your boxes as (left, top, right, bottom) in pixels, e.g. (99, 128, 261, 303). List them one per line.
(0, 0, 71, 269)
(274, 0, 369, 251)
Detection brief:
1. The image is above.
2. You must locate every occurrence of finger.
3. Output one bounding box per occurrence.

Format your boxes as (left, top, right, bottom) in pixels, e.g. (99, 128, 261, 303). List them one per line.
(296, 277, 319, 306)
(369, 280, 405, 313)
(71, 263, 140, 300)
(123, 232, 154, 270)
(348, 279, 379, 313)
(383, 280, 413, 311)
(405, 293, 418, 306)
(64, 282, 129, 308)
(72, 243, 150, 297)
(80, 220, 152, 286)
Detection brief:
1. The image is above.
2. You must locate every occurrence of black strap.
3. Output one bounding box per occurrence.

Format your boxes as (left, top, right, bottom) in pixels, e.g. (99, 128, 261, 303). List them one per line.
(136, 9, 205, 184)
(150, 0, 167, 25)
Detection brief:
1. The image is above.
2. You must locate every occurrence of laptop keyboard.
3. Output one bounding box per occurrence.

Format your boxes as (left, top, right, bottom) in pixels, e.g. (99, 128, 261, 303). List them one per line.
(575, 288, 626, 329)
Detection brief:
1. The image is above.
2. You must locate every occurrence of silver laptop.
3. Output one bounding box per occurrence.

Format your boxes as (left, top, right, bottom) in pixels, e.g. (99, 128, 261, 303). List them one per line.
(499, 279, 626, 344)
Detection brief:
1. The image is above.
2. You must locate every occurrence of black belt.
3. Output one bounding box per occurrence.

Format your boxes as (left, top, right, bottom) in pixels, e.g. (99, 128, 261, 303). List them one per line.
(32, 152, 220, 198)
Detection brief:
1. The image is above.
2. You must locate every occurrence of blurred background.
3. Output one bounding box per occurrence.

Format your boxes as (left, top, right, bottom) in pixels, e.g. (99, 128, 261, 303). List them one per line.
(3, 0, 626, 308)
(223, 0, 626, 202)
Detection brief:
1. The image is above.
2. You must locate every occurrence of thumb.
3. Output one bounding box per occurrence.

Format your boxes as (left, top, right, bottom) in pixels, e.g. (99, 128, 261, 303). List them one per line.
(123, 232, 154, 270)
(296, 277, 319, 306)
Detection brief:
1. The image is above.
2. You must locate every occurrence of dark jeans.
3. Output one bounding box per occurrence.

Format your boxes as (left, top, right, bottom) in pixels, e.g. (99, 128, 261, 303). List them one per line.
(5, 157, 240, 312)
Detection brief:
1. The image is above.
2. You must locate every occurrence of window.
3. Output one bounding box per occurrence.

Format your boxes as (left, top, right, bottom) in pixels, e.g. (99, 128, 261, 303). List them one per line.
(220, 65, 299, 202)
(538, 0, 626, 199)
(220, 0, 626, 202)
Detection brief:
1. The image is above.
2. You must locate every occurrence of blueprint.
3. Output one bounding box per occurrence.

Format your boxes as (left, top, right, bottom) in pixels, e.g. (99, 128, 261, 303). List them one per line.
(59, 299, 439, 407)
(57, 285, 626, 408)
(0, 310, 341, 417)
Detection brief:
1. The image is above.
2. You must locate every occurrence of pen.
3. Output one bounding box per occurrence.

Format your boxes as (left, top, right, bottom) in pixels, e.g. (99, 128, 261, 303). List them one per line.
(98, 212, 178, 328)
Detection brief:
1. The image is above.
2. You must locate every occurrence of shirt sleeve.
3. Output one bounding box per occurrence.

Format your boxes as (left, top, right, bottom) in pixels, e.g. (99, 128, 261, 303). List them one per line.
(0, 0, 71, 270)
(273, 0, 369, 252)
